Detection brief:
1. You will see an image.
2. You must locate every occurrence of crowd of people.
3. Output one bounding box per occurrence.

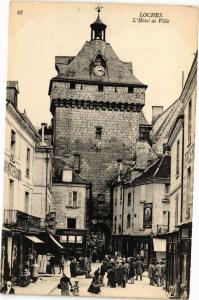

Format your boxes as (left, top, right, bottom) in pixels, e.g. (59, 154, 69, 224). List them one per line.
(87, 255, 166, 295)
(0, 253, 166, 296)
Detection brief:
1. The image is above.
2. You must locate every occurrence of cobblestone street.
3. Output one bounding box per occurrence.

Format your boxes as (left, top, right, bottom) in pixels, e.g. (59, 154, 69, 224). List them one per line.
(14, 263, 169, 298)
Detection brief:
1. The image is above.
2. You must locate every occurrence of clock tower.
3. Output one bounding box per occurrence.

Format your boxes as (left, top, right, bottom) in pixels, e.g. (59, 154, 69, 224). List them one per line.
(49, 9, 147, 249)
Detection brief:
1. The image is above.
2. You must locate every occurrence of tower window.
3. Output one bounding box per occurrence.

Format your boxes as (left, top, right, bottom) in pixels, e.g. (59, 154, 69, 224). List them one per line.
(128, 87, 134, 93)
(98, 85, 103, 92)
(97, 194, 105, 206)
(96, 127, 102, 140)
(70, 82, 76, 90)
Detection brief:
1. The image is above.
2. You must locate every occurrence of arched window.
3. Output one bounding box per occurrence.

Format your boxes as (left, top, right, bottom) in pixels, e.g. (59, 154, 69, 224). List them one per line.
(127, 214, 131, 228)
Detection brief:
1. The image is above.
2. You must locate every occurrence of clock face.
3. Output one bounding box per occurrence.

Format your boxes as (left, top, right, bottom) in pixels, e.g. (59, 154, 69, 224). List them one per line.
(94, 65, 105, 77)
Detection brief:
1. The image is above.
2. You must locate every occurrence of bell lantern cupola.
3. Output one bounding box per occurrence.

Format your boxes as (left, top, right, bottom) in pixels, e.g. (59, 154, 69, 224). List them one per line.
(90, 5, 107, 41)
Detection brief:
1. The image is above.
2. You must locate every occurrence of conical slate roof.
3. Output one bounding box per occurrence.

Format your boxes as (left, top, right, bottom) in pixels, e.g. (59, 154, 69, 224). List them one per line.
(90, 14, 107, 28)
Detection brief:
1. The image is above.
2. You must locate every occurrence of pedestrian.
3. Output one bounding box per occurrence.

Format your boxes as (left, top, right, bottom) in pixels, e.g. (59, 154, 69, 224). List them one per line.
(84, 257, 91, 278)
(99, 261, 106, 285)
(88, 268, 101, 294)
(72, 280, 80, 296)
(136, 257, 144, 280)
(129, 258, 136, 284)
(50, 255, 55, 274)
(121, 262, 127, 288)
(70, 258, 77, 277)
(161, 259, 166, 288)
(59, 255, 65, 275)
(116, 262, 123, 286)
(155, 261, 161, 287)
(148, 261, 155, 286)
(107, 265, 116, 288)
(0, 280, 15, 294)
(92, 249, 97, 263)
(59, 273, 72, 296)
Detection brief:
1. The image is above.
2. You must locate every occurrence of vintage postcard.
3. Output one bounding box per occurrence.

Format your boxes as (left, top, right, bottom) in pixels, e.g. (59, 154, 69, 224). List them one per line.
(0, 1, 198, 298)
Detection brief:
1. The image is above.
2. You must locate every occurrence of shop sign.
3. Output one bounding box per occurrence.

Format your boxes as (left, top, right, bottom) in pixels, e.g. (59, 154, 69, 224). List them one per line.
(4, 160, 21, 180)
(45, 212, 56, 234)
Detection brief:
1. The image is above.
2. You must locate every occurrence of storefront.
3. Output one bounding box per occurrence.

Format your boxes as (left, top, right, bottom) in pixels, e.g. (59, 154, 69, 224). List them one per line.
(179, 222, 192, 296)
(112, 235, 153, 265)
(55, 228, 87, 258)
(1, 227, 13, 281)
(166, 231, 180, 295)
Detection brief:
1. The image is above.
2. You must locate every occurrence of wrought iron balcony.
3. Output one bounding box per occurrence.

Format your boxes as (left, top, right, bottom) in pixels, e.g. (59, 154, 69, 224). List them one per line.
(157, 224, 169, 235)
(3, 210, 45, 232)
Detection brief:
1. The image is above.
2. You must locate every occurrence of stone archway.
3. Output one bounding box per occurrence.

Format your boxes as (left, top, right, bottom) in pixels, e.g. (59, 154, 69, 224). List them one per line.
(87, 222, 112, 261)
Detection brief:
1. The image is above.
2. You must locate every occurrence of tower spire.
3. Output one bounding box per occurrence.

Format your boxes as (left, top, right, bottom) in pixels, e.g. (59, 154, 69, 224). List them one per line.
(90, 5, 106, 41)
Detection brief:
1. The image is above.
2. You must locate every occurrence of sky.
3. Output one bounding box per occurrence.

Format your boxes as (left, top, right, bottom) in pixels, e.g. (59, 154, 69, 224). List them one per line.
(6, 1, 198, 127)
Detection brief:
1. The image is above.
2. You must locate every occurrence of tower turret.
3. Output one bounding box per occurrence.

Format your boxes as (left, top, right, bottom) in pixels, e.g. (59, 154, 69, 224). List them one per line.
(90, 5, 106, 41)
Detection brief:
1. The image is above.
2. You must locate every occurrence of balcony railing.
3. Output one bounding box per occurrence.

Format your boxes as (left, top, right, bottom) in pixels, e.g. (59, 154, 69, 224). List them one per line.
(3, 210, 44, 232)
(157, 224, 169, 235)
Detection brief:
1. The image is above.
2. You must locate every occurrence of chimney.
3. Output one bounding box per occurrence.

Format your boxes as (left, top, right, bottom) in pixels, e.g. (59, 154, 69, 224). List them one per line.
(152, 106, 164, 124)
(6, 81, 19, 108)
(41, 122, 47, 145)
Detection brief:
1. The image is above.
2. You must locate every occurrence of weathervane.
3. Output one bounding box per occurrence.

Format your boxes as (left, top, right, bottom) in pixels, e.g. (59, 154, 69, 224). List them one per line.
(95, 4, 103, 14)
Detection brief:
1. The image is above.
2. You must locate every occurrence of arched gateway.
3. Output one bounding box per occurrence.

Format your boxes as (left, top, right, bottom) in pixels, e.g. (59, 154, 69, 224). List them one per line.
(87, 222, 112, 261)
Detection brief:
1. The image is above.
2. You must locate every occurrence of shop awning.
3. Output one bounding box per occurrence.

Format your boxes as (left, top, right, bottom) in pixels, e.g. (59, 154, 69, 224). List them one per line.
(2, 226, 11, 232)
(25, 236, 45, 243)
(153, 238, 166, 252)
(49, 234, 64, 249)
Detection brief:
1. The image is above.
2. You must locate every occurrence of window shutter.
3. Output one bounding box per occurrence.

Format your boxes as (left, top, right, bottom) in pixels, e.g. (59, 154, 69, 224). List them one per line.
(68, 191, 72, 206)
(78, 192, 82, 207)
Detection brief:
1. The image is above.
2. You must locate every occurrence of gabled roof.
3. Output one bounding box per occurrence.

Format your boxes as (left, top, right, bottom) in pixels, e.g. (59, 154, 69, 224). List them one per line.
(53, 40, 146, 86)
(6, 101, 40, 141)
(133, 154, 171, 184)
(151, 98, 181, 141)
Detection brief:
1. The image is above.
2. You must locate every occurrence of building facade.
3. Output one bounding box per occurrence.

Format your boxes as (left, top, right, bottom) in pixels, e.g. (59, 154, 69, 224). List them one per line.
(51, 165, 89, 257)
(1, 82, 53, 284)
(112, 155, 170, 265)
(166, 53, 197, 297)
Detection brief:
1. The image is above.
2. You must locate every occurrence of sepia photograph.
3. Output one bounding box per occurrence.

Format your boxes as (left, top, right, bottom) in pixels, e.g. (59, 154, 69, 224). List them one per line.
(0, 0, 198, 298)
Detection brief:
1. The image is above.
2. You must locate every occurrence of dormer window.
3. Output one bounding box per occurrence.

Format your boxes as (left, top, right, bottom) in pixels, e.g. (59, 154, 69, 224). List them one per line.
(62, 169, 72, 182)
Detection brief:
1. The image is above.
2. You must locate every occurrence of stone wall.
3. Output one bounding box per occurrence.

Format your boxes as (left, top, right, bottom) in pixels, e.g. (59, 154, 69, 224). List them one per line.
(52, 104, 140, 222)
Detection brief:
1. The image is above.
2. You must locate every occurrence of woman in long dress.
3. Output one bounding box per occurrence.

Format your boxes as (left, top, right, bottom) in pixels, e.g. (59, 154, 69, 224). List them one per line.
(60, 274, 72, 296)
(88, 268, 101, 294)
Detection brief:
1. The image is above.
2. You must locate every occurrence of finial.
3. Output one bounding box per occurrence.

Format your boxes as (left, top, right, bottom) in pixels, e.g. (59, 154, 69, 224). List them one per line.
(95, 4, 103, 14)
